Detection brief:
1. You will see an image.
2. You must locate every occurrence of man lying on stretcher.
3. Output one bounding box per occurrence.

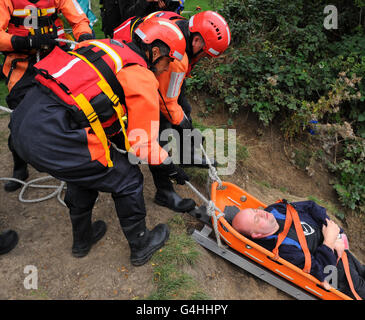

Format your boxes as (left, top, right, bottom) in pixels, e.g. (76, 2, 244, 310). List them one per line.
(228, 200, 365, 300)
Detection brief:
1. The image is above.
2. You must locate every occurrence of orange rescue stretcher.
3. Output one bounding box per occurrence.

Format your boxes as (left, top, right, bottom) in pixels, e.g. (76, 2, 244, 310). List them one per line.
(188, 180, 354, 300)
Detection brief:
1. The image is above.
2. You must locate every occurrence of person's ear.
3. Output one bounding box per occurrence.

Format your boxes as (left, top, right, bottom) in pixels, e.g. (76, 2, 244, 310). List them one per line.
(191, 35, 202, 48)
(251, 232, 263, 239)
(151, 46, 160, 61)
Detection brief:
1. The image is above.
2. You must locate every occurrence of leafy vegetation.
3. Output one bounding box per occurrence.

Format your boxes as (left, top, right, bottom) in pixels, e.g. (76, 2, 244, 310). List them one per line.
(187, 0, 365, 215)
(328, 139, 365, 213)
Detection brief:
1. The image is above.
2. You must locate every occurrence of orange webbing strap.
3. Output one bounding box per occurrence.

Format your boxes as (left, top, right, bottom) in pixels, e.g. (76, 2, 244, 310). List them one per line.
(340, 251, 362, 300)
(272, 204, 292, 259)
(272, 200, 311, 273)
(289, 203, 312, 273)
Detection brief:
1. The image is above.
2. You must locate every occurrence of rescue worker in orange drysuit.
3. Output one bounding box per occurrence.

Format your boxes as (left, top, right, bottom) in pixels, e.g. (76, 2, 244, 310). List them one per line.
(113, 11, 231, 213)
(9, 18, 189, 266)
(0, 0, 93, 192)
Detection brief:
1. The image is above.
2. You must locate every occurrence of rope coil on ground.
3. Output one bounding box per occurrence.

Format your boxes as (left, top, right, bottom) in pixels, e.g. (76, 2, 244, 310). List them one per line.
(0, 177, 66, 206)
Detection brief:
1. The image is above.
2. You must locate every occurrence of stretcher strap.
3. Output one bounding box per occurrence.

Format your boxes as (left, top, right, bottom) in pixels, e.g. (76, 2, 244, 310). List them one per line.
(272, 200, 311, 273)
(340, 251, 362, 300)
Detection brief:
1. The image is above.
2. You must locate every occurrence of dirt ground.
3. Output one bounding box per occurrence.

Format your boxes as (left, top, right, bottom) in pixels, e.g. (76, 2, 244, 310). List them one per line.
(0, 101, 364, 300)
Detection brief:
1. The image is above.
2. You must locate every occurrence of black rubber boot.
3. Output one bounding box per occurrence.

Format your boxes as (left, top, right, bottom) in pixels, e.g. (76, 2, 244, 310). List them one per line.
(150, 164, 196, 213)
(154, 187, 196, 213)
(70, 210, 107, 258)
(64, 183, 106, 257)
(0, 230, 19, 255)
(112, 180, 167, 266)
(127, 223, 170, 266)
(4, 149, 29, 192)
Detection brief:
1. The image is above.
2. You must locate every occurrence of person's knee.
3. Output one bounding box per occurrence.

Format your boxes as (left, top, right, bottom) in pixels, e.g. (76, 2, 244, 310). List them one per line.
(64, 184, 98, 212)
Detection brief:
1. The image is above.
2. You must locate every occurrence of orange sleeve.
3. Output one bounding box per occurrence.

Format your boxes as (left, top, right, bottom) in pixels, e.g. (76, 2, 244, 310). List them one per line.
(157, 53, 189, 125)
(0, 0, 14, 51)
(116, 64, 169, 165)
(55, 0, 92, 40)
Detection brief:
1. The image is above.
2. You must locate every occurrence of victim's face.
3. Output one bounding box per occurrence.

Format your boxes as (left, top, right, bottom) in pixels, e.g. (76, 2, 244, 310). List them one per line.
(232, 208, 279, 238)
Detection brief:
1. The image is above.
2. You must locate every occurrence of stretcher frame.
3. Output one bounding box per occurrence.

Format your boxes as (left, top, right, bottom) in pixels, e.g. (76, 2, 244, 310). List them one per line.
(187, 181, 352, 300)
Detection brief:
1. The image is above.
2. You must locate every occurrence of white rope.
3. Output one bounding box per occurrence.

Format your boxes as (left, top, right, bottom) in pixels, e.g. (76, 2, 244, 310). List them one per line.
(199, 143, 222, 187)
(0, 105, 13, 113)
(185, 181, 228, 248)
(0, 176, 66, 206)
(184, 144, 230, 247)
(55, 38, 79, 45)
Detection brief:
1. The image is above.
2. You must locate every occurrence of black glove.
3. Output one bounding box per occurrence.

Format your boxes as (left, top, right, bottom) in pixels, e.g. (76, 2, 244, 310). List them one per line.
(11, 30, 57, 51)
(151, 162, 190, 185)
(78, 33, 94, 42)
(179, 114, 193, 130)
(178, 115, 205, 144)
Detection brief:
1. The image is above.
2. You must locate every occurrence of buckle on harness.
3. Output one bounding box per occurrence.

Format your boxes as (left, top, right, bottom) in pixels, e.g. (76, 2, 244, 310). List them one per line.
(86, 111, 98, 123)
(110, 94, 119, 106)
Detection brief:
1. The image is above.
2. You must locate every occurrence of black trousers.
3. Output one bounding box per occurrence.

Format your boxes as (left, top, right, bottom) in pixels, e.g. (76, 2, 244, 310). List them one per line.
(5, 62, 36, 176)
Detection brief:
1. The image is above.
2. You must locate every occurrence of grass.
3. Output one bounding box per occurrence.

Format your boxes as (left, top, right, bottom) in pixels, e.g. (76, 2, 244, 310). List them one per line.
(146, 215, 210, 300)
(0, 81, 6, 106)
(0, 55, 7, 107)
(182, 0, 223, 17)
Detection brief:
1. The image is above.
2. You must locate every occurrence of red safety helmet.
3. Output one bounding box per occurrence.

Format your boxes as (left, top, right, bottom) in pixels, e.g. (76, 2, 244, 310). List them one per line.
(188, 11, 231, 57)
(134, 18, 186, 61)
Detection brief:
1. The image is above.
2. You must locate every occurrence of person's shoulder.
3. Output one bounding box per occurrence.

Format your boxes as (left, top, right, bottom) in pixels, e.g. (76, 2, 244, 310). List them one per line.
(117, 64, 158, 90)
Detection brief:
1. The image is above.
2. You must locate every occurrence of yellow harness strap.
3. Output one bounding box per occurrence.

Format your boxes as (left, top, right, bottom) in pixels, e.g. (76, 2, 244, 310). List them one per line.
(67, 47, 132, 167)
(71, 92, 113, 167)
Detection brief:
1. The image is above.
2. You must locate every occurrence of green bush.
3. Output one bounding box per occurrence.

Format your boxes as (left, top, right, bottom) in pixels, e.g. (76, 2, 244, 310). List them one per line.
(328, 139, 365, 213)
(188, 0, 365, 134)
(186, 0, 365, 214)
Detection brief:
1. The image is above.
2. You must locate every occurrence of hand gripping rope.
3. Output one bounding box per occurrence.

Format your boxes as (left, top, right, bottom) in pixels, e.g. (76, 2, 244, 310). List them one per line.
(36, 38, 79, 62)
